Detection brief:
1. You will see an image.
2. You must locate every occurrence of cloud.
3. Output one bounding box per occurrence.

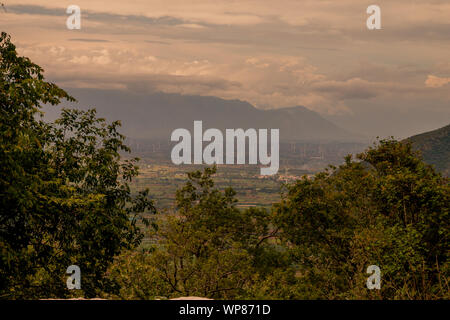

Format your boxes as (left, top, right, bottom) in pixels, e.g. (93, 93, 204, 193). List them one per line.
(145, 40, 171, 45)
(17, 39, 450, 117)
(425, 75, 450, 88)
(7, 4, 64, 16)
(3, 0, 450, 128)
(69, 38, 110, 43)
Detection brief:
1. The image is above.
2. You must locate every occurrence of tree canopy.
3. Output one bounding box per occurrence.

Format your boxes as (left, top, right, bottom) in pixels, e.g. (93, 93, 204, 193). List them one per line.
(273, 139, 449, 299)
(108, 141, 449, 299)
(0, 32, 154, 299)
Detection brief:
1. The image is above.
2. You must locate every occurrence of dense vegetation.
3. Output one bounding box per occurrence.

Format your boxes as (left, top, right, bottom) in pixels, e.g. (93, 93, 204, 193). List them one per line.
(407, 124, 450, 176)
(0, 32, 154, 299)
(108, 142, 449, 300)
(1, 33, 449, 299)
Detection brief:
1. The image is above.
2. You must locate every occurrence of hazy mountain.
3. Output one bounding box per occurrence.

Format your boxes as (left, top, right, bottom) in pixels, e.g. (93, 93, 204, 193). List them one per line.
(406, 124, 450, 176)
(46, 88, 364, 142)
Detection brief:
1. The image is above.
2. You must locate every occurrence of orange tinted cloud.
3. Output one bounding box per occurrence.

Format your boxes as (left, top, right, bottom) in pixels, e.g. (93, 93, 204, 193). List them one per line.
(2, 0, 450, 118)
(425, 75, 450, 88)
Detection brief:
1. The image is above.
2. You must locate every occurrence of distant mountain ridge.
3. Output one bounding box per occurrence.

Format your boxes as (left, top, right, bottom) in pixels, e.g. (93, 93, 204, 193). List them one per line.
(50, 88, 363, 142)
(406, 124, 450, 175)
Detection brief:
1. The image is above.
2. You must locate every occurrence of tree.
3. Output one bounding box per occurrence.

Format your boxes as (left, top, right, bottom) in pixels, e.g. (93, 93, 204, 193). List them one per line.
(0, 32, 154, 299)
(273, 138, 449, 299)
(109, 166, 292, 299)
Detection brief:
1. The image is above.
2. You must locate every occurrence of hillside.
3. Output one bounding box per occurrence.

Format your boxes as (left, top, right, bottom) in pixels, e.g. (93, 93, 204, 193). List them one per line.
(46, 88, 364, 142)
(406, 124, 450, 175)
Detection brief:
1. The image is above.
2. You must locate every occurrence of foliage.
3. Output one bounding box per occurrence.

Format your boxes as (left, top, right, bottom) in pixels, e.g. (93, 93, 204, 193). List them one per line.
(103, 250, 172, 299)
(0, 32, 154, 299)
(273, 138, 449, 299)
(105, 141, 449, 300)
(108, 166, 293, 299)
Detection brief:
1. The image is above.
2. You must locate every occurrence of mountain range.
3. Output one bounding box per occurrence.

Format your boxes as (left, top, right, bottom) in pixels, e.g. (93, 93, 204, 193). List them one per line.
(47, 88, 364, 142)
(406, 123, 450, 176)
(44, 88, 450, 174)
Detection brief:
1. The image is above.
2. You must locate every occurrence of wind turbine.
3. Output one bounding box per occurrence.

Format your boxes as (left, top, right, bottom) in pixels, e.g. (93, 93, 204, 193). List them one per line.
(1, 3, 6, 13)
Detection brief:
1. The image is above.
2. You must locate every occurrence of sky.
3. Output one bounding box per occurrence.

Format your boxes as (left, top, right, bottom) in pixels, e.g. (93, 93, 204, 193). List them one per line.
(1, 0, 449, 138)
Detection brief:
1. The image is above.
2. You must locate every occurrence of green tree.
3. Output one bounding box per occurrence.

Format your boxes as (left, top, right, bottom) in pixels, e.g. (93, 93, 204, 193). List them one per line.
(109, 166, 293, 299)
(274, 139, 449, 299)
(0, 32, 154, 299)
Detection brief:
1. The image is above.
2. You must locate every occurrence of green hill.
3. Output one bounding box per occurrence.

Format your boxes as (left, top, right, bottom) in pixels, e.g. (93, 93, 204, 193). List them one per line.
(406, 124, 450, 176)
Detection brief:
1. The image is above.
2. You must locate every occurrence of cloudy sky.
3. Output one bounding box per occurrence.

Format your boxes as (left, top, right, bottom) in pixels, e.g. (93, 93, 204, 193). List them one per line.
(1, 0, 449, 138)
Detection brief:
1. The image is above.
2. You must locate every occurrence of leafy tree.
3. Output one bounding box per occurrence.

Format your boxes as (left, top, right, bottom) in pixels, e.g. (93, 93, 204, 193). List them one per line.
(273, 139, 449, 299)
(109, 166, 292, 299)
(104, 250, 172, 300)
(0, 32, 154, 299)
